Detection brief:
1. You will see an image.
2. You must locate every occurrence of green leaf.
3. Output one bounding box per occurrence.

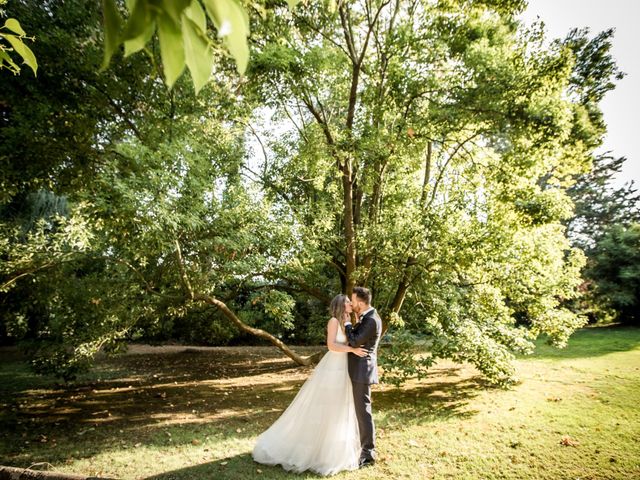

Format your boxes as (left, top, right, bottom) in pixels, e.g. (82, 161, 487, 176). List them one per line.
(162, 0, 192, 24)
(4, 18, 26, 36)
(182, 17, 212, 93)
(101, 0, 122, 71)
(157, 12, 185, 89)
(17, 40, 37, 75)
(2, 33, 37, 75)
(286, 0, 301, 8)
(122, 0, 152, 42)
(0, 48, 20, 73)
(202, 0, 249, 75)
(124, 19, 155, 57)
(184, 0, 207, 33)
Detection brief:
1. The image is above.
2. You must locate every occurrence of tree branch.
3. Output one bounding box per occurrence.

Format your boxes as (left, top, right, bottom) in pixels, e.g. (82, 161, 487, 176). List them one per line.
(291, 11, 352, 60)
(195, 293, 322, 366)
(301, 94, 336, 147)
(87, 82, 145, 142)
(338, 4, 358, 63)
(426, 131, 485, 211)
(174, 239, 194, 300)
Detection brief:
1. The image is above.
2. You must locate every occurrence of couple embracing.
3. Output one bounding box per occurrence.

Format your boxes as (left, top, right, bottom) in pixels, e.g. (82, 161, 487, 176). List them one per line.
(252, 286, 382, 475)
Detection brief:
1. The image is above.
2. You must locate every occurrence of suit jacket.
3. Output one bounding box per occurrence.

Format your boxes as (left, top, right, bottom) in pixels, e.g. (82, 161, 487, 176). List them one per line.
(345, 308, 382, 384)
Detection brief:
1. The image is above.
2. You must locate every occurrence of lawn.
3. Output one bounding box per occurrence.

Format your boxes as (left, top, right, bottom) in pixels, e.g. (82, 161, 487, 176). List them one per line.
(1, 326, 639, 479)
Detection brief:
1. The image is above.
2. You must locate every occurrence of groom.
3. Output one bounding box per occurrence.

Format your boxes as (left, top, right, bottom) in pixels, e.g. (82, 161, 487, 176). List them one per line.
(344, 286, 382, 468)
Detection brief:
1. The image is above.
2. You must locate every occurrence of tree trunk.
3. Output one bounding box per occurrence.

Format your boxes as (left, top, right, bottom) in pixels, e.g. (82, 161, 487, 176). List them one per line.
(0, 466, 115, 480)
(420, 141, 433, 208)
(195, 294, 323, 366)
(385, 257, 416, 334)
(342, 156, 357, 295)
(360, 158, 388, 281)
(390, 280, 410, 315)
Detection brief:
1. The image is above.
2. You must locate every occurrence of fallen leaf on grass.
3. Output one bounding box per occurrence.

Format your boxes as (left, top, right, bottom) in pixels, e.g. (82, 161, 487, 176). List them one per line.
(408, 439, 420, 447)
(191, 439, 200, 445)
(559, 436, 579, 447)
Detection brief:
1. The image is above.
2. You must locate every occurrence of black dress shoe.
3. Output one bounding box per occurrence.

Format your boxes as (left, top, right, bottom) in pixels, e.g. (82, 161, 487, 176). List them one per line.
(359, 457, 375, 468)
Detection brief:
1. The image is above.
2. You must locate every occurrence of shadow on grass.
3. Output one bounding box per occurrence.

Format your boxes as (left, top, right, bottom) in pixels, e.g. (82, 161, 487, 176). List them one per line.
(0, 347, 314, 466)
(528, 326, 640, 360)
(142, 452, 322, 480)
(140, 369, 484, 480)
(140, 368, 484, 480)
(375, 378, 482, 426)
(0, 346, 484, 472)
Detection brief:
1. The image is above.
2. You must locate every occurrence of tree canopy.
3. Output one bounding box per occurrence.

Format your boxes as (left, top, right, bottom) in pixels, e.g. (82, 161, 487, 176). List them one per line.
(0, 0, 629, 385)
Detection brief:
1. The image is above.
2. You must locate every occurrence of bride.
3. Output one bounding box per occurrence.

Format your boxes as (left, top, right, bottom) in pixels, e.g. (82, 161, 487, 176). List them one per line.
(252, 294, 368, 476)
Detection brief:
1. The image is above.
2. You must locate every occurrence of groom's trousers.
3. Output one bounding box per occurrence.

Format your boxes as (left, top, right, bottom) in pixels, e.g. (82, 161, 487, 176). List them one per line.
(352, 382, 375, 460)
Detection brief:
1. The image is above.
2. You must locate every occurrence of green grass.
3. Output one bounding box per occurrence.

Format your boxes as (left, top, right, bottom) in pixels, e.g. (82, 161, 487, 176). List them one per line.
(1, 327, 639, 479)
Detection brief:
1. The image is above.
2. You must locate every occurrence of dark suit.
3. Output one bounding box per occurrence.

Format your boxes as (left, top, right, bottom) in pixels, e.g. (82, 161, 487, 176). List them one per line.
(344, 308, 382, 462)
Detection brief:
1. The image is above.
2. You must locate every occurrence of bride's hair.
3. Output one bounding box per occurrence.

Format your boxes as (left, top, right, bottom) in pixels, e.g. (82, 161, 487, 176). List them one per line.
(330, 294, 349, 329)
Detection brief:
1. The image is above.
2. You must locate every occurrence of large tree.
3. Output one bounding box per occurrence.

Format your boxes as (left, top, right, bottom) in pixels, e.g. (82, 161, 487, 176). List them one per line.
(561, 27, 638, 250)
(239, 0, 604, 383)
(0, 0, 620, 385)
(559, 28, 639, 324)
(1, 0, 325, 378)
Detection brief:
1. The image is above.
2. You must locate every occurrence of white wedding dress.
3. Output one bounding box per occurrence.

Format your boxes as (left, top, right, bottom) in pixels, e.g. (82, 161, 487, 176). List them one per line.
(252, 326, 361, 476)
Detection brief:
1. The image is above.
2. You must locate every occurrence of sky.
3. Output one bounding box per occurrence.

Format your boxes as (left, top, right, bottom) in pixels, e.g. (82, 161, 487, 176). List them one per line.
(519, 0, 640, 188)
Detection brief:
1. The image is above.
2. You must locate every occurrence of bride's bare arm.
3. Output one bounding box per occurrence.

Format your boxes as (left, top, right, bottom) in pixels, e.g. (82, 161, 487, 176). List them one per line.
(327, 318, 367, 356)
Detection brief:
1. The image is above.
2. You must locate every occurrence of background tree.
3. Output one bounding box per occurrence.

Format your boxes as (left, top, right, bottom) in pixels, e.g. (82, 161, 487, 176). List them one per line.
(567, 154, 640, 251)
(561, 27, 639, 250)
(565, 154, 640, 324)
(583, 223, 640, 326)
(558, 28, 640, 325)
